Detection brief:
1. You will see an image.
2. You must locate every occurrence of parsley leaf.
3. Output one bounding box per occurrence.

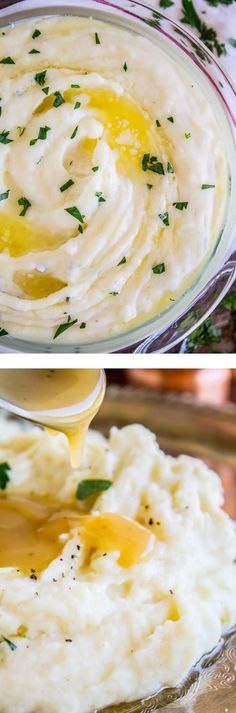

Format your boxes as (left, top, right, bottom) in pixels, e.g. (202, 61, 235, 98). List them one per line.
(152, 262, 166, 274)
(109, 291, 119, 296)
(0, 635, 17, 651)
(117, 256, 126, 265)
(0, 57, 15, 64)
(95, 191, 106, 203)
(18, 196, 31, 216)
(70, 125, 78, 139)
(34, 70, 47, 86)
(123, 61, 128, 71)
(159, 0, 174, 7)
(42, 86, 49, 95)
(201, 183, 215, 189)
(53, 91, 65, 108)
(142, 154, 165, 174)
(38, 125, 51, 140)
(222, 293, 236, 310)
(173, 201, 188, 210)
(159, 211, 169, 226)
(74, 101, 81, 110)
(185, 132, 191, 138)
(0, 189, 9, 201)
(29, 49, 40, 54)
(60, 179, 74, 192)
(229, 38, 236, 47)
(76, 479, 112, 500)
(71, 83, 80, 88)
(32, 29, 41, 39)
(181, 0, 225, 57)
(79, 322, 86, 329)
(0, 462, 11, 490)
(92, 165, 99, 172)
(0, 130, 13, 144)
(167, 116, 174, 123)
(65, 206, 84, 223)
(0, 327, 8, 336)
(95, 32, 100, 44)
(53, 315, 78, 339)
(167, 162, 174, 173)
(185, 316, 221, 352)
(156, 119, 161, 127)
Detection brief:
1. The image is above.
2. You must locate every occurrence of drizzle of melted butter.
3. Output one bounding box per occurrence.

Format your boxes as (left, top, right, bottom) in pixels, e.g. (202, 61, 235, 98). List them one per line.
(14, 271, 66, 299)
(0, 369, 105, 468)
(0, 210, 75, 258)
(0, 496, 152, 574)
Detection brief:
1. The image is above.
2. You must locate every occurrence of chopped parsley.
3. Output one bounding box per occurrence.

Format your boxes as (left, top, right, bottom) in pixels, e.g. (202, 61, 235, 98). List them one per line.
(70, 125, 78, 139)
(167, 116, 174, 123)
(229, 38, 236, 48)
(0, 130, 13, 144)
(76, 479, 112, 501)
(95, 32, 100, 44)
(147, 183, 153, 190)
(142, 154, 165, 175)
(181, 0, 225, 57)
(0, 327, 8, 336)
(222, 293, 236, 310)
(152, 262, 165, 274)
(123, 61, 128, 71)
(159, 0, 174, 7)
(18, 196, 31, 216)
(0, 635, 17, 651)
(17, 126, 25, 137)
(65, 206, 84, 223)
(0, 462, 11, 490)
(172, 201, 188, 210)
(29, 49, 40, 54)
(42, 86, 49, 95)
(53, 315, 78, 339)
(92, 165, 99, 172)
(32, 29, 41, 39)
(109, 291, 119, 296)
(0, 189, 9, 201)
(185, 316, 222, 352)
(159, 211, 169, 226)
(74, 101, 81, 110)
(0, 57, 15, 64)
(95, 191, 106, 203)
(30, 125, 51, 145)
(156, 119, 161, 127)
(185, 132, 191, 138)
(79, 322, 86, 329)
(34, 70, 47, 86)
(117, 256, 127, 265)
(53, 91, 65, 108)
(60, 179, 74, 193)
(201, 183, 215, 189)
(167, 162, 174, 173)
(71, 83, 80, 88)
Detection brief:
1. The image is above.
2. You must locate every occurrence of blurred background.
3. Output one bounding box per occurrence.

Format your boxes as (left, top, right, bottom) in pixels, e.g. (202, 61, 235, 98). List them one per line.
(107, 369, 236, 404)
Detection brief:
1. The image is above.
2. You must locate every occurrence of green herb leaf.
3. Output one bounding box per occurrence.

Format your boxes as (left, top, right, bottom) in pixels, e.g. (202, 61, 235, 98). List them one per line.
(167, 162, 174, 173)
(92, 165, 99, 172)
(0, 635, 17, 651)
(167, 116, 174, 123)
(95, 32, 100, 44)
(42, 86, 49, 95)
(74, 101, 81, 110)
(0, 189, 9, 201)
(156, 119, 161, 127)
(70, 125, 78, 139)
(142, 154, 165, 175)
(79, 322, 86, 329)
(159, 211, 169, 226)
(0, 327, 8, 337)
(123, 61, 128, 71)
(32, 29, 41, 39)
(201, 183, 215, 189)
(117, 256, 126, 265)
(60, 179, 74, 193)
(29, 49, 40, 54)
(152, 262, 166, 274)
(185, 132, 191, 138)
(109, 291, 119, 296)
(172, 201, 188, 210)
(53, 315, 78, 340)
(34, 70, 47, 86)
(0, 57, 15, 64)
(159, 0, 174, 7)
(53, 91, 65, 108)
(0, 130, 13, 144)
(18, 196, 31, 217)
(222, 293, 236, 310)
(38, 125, 51, 140)
(76, 479, 112, 501)
(181, 0, 225, 57)
(185, 316, 221, 352)
(0, 462, 11, 490)
(17, 126, 25, 137)
(147, 183, 153, 190)
(229, 38, 236, 48)
(95, 191, 106, 203)
(71, 83, 80, 88)
(65, 206, 84, 223)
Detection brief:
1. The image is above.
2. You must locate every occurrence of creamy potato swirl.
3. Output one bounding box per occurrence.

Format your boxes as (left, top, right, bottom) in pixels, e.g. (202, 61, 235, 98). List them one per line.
(0, 16, 227, 343)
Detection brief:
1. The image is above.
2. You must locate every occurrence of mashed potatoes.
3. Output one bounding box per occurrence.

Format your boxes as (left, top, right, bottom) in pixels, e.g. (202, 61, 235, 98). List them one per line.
(0, 16, 227, 344)
(0, 415, 235, 713)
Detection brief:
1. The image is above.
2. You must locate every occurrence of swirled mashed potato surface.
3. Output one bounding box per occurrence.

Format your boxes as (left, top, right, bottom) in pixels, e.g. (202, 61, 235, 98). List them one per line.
(0, 16, 227, 343)
(0, 416, 235, 713)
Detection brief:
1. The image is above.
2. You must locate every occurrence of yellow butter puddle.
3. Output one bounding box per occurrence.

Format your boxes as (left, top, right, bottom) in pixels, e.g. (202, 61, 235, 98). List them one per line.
(0, 211, 75, 258)
(0, 496, 152, 574)
(14, 271, 66, 299)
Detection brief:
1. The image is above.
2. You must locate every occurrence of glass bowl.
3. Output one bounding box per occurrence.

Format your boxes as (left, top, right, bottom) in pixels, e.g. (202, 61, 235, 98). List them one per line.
(0, 0, 235, 353)
(93, 386, 236, 712)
